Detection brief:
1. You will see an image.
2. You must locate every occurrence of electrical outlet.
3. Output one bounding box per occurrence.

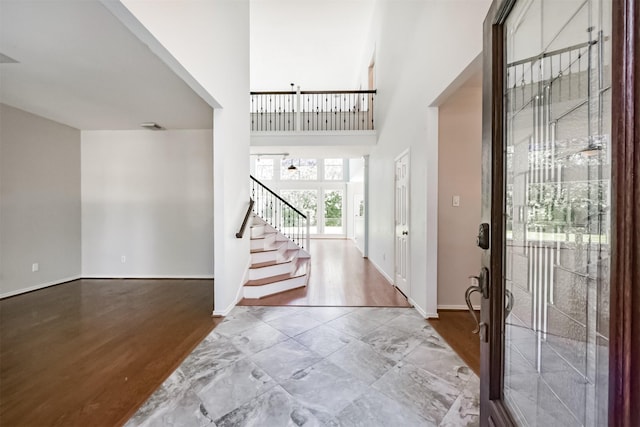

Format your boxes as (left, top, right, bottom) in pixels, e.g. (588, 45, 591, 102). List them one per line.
(452, 195, 460, 207)
(121, 255, 126, 264)
(32, 263, 39, 272)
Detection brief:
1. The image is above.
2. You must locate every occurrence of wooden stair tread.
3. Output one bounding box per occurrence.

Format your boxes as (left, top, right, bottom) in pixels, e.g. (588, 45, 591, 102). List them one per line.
(250, 247, 278, 254)
(250, 260, 278, 268)
(245, 259, 309, 287)
(250, 250, 298, 269)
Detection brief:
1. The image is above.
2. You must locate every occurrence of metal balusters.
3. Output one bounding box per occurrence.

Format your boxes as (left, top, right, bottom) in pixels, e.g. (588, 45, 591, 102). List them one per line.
(249, 175, 308, 250)
(251, 90, 375, 132)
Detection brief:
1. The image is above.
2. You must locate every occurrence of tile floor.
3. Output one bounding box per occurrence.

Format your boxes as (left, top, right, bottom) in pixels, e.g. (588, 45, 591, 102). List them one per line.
(126, 306, 479, 427)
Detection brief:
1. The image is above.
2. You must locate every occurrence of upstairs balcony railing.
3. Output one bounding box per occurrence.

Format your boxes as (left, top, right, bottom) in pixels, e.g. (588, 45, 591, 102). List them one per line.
(250, 88, 376, 132)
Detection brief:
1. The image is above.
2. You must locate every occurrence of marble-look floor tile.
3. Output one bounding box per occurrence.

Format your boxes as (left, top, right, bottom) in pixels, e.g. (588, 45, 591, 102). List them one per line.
(349, 307, 410, 324)
(125, 368, 191, 426)
(280, 359, 368, 415)
(337, 388, 433, 427)
(126, 380, 212, 427)
(325, 311, 383, 338)
(265, 312, 322, 337)
(294, 324, 352, 357)
(180, 333, 246, 387)
(245, 306, 301, 322)
(214, 311, 263, 336)
(440, 375, 480, 427)
(326, 340, 396, 385)
(361, 325, 424, 362)
(404, 343, 471, 389)
(127, 306, 477, 427)
(250, 339, 323, 382)
(302, 306, 354, 323)
(196, 358, 276, 421)
(386, 312, 433, 336)
(373, 362, 461, 425)
(230, 322, 289, 356)
(214, 385, 338, 427)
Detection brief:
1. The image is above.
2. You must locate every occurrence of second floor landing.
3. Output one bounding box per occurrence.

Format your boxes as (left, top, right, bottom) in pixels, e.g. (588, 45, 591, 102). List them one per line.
(250, 88, 377, 148)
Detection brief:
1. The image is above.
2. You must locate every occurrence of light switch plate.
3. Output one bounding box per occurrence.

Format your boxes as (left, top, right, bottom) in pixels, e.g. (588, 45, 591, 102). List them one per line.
(452, 195, 460, 207)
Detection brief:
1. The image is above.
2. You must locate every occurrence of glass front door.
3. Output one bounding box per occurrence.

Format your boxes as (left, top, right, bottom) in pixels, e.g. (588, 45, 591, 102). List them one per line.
(502, 0, 611, 424)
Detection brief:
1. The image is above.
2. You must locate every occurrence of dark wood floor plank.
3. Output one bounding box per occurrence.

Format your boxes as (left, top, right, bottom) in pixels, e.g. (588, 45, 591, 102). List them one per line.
(239, 239, 410, 307)
(0, 279, 219, 427)
(429, 310, 480, 375)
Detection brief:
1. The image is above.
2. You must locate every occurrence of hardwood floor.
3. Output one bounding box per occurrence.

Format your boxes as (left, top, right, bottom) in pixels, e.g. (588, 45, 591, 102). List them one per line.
(0, 279, 219, 427)
(239, 239, 410, 307)
(428, 310, 480, 375)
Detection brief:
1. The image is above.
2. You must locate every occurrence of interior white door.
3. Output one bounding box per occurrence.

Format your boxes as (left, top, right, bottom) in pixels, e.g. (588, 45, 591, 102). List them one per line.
(394, 152, 409, 296)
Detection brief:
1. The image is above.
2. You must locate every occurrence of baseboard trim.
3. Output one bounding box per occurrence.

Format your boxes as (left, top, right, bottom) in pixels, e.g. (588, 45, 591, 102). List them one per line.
(408, 297, 430, 319)
(81, 275, 214, 279)
(437, 304, 480, 311)
(367, 257, 394, 286)
(212, 258, 250, 317)
(212, 301, 236, 317)
(1, 275, 81, 299)
(2, 275, 215, 300)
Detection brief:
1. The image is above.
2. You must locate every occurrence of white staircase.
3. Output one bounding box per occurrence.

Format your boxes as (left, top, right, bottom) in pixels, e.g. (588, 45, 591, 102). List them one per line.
(244, 214, 310, 299)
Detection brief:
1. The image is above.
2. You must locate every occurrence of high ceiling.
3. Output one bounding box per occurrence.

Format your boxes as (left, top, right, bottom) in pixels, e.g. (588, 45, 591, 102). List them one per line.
(0, 0, 375, 130)
(250, 0, 375, 91)
(0, 0, 213, 131)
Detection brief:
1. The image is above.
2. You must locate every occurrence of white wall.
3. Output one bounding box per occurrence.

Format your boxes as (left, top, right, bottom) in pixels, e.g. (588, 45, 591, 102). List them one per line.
(81, 130, 213, 278)
(364, 0, 491, 317)
(0, 104, 81, 297)
(437, 82, 482, 309)
(120, 0, 251, 315)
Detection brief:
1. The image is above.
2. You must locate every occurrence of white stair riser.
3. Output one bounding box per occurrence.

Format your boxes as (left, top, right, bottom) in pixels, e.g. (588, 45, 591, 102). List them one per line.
(251, 243, 288, 264)
(248, 259, 296, 280)
(250, 233, 276, 250)
(251, 250, 279, 264)
(251, 225, 265, 238)
(243, 276, 307, 299)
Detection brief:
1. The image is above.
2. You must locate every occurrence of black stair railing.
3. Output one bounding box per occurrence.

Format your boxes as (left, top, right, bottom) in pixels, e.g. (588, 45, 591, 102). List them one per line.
(250, 175, 309, 250)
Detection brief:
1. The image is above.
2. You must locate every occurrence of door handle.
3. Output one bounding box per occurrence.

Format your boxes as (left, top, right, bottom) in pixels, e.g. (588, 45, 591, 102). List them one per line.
(465, 285, 482, 334)
(402, 230, 408, 235)
(465, 267, 490, 334)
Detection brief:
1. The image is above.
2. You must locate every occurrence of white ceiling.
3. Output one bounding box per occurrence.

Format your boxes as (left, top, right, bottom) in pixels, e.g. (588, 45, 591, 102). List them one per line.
(0, 0, 213, 131)
(250, 0, 375, 91)
(0, 0, 375, 130)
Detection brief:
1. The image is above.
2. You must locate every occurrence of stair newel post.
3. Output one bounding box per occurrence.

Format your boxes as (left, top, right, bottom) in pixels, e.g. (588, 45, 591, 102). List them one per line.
(306, 210, 311, 252)
(296, 211, 302, 244)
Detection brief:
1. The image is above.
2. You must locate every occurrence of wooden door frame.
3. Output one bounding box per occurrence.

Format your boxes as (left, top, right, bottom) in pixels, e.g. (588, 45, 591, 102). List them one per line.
(481, 0, 639, 425)
(609, 0, 639, 425)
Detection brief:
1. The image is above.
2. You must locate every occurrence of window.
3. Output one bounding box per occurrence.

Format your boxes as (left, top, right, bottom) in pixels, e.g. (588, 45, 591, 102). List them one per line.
(324, 189, 343, 234)
(281, 158, 317, 180)
(255, 158, 273, 180)
(324, 158, 343, 180)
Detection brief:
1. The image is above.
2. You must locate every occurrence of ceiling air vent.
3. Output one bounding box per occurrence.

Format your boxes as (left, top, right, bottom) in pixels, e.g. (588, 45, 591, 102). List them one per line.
(140, 122, 164, 131)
